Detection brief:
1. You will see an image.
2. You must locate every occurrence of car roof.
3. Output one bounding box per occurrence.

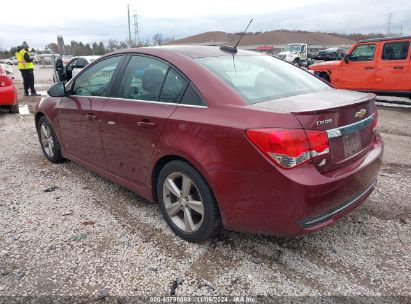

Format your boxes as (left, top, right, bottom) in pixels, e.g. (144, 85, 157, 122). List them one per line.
(357, 35, 411, 43)
(81, 55, 101, 60)
(112, 45, 261, 59)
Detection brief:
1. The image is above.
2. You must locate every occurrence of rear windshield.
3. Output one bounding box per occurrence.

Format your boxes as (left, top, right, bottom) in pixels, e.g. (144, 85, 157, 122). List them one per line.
(196, 55, 330, 104)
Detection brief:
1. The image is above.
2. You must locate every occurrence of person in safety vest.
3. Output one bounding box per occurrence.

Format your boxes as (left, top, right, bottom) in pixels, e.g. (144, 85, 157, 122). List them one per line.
(18, 41, 40, 96)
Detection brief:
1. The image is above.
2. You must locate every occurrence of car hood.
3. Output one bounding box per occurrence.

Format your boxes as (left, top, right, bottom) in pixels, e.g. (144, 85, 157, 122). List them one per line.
(278, 51, 291, 56)
(309, 60, 340, 71)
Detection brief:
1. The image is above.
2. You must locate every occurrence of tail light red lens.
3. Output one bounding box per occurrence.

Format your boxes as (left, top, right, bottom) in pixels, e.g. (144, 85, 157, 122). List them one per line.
(246, 128, 330, 169)
(372, 110, 378, 131)
(0, 75, 12, 87)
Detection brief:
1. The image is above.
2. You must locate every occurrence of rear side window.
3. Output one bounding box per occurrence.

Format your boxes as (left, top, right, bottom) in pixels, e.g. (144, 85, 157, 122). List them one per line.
(382, 41, 410, 60)
(180, 84, 207, 107)
(116, 55, 168, 101)
(159, 69, 188, 103)
(350, 44, 376, 62)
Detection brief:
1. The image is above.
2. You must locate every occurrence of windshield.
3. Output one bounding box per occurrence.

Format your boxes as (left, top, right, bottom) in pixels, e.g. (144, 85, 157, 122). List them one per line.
(286, 44, 302, 52)
(196, 55, 330, 104)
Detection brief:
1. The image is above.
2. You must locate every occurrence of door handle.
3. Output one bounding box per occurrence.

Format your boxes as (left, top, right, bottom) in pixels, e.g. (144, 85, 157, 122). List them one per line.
(85, 113, 97, 120)
(137, 121, 156, 129)
(393, 66, 404, 70)
(364, 66, 374, 70)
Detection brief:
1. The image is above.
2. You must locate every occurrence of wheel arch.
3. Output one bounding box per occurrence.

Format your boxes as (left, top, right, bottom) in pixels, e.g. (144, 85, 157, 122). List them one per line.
(35, 111, 46, 130)
(150, 154, 216, 207)
(319, 71, 331, 83)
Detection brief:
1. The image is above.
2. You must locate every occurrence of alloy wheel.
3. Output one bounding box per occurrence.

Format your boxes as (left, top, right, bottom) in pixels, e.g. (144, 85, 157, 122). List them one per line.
(39, 123, 55, 158)
(162, 172, 204, 233)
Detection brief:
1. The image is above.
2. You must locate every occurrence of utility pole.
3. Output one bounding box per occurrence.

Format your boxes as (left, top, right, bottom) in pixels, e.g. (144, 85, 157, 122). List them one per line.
(386, 13, 392, 35)
(133, 11, 140, 46)
(127, 4, 132, 46)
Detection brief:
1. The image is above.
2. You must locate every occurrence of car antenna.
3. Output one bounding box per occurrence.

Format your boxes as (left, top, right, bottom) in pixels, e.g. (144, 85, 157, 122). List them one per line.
(220, 19, 253, 53)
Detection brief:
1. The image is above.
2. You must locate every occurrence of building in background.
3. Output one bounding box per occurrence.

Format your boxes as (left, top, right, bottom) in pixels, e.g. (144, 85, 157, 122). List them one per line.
(57, 35, 65, 56)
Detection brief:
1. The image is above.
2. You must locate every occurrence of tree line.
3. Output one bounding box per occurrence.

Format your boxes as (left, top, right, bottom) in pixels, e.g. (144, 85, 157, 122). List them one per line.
(0, 33, 175, 59)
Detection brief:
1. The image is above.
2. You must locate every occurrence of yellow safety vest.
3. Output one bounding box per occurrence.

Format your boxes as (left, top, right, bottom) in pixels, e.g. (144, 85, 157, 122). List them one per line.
(16, 51, 24, 69)
(18, 49, 34, 70)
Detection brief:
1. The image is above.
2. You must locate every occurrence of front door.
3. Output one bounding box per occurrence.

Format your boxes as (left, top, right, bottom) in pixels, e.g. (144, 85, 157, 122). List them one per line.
(101, 55, 189, 185)
(334, 43, 377, 90)
(57, 55, 123, 168)
(375, 40, 410, 91)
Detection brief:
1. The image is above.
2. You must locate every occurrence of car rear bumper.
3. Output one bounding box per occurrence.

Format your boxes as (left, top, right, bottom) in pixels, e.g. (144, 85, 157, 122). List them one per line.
(0, 85, 17, 106)
(209, 133, 383, 236)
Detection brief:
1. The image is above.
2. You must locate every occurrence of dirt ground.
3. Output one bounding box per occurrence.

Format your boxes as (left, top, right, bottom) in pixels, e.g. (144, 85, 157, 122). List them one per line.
(0, 69, 410, 302)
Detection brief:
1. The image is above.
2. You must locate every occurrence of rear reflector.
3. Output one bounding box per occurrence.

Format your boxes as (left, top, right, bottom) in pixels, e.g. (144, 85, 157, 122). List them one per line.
(246, 128, 329, 169)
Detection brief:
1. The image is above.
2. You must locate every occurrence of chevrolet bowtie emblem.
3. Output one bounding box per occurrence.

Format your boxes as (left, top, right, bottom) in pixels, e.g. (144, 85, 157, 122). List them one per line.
(355, 109, 367, 119)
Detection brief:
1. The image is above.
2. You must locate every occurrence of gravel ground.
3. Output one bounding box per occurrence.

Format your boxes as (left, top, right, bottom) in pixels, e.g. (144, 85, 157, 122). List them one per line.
(0, 77, 410, 302)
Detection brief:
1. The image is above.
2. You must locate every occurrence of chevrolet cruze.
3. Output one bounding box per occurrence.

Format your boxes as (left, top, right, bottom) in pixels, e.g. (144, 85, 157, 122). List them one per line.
(35, 46, 383, 242)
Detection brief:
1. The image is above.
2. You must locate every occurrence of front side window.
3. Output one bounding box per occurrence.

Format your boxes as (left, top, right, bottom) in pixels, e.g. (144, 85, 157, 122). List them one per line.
(116, 56, 168, 101)
(72, 56, 121, 97)
(286, 44, 302, 52)
(196, 55, 330, 104)
(382, 41, 410, 60)
(350, 44, 376, 62)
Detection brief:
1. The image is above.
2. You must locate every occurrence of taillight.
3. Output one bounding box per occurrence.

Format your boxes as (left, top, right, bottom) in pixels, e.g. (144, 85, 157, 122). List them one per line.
(246, 128, 329, 169)
(372, 110, 378, 131)
(0, 76, 12, 87)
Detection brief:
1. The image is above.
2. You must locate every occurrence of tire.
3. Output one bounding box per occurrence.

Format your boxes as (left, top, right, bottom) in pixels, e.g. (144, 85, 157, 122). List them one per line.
(293, 58, 301, 66)
(9, 104, 19, 114)
(157, 160, 222, 243)
(37, 116, 65, 163)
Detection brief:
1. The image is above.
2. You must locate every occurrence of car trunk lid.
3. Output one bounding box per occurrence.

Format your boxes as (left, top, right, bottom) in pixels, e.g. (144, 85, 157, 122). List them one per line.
(251, 89, 377, 172)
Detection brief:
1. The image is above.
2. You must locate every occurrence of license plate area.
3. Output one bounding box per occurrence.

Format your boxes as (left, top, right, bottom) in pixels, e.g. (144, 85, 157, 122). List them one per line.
(343, 132, 362, 158)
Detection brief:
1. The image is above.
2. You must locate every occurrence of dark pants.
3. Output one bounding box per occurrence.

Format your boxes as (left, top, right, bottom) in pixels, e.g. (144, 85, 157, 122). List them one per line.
(20, 69, 36, 95)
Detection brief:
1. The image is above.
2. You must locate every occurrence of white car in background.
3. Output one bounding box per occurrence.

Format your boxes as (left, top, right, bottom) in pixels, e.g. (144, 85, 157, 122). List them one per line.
(0, 64, 15, 79)
(53, 55, 100, 83)
(0, 57, 17, 65)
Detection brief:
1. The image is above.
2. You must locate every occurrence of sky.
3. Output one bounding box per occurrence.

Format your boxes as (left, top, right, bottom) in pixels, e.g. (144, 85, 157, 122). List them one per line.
(1, 0, 410, 50)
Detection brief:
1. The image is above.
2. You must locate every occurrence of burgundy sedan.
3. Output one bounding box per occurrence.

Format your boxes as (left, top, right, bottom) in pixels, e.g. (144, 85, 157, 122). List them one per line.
(35, 46, 383, 242)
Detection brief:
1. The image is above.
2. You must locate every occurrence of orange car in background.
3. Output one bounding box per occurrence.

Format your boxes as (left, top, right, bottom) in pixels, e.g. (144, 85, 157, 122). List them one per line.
(0, 64, 18, 113)
(309, 36, 411, 98)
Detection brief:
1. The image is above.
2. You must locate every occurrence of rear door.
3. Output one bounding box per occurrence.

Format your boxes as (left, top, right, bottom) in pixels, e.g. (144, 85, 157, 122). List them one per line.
(101, 55, 189, 185)
(375, 40, 410, 91)
(57, 55, 123, 167)
(335, 43, 377, 90)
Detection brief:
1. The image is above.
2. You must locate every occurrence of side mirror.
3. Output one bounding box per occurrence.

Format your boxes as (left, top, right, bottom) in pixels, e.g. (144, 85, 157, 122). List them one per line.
(47, 83, 66, 97)
(343, 54, 350, 63)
